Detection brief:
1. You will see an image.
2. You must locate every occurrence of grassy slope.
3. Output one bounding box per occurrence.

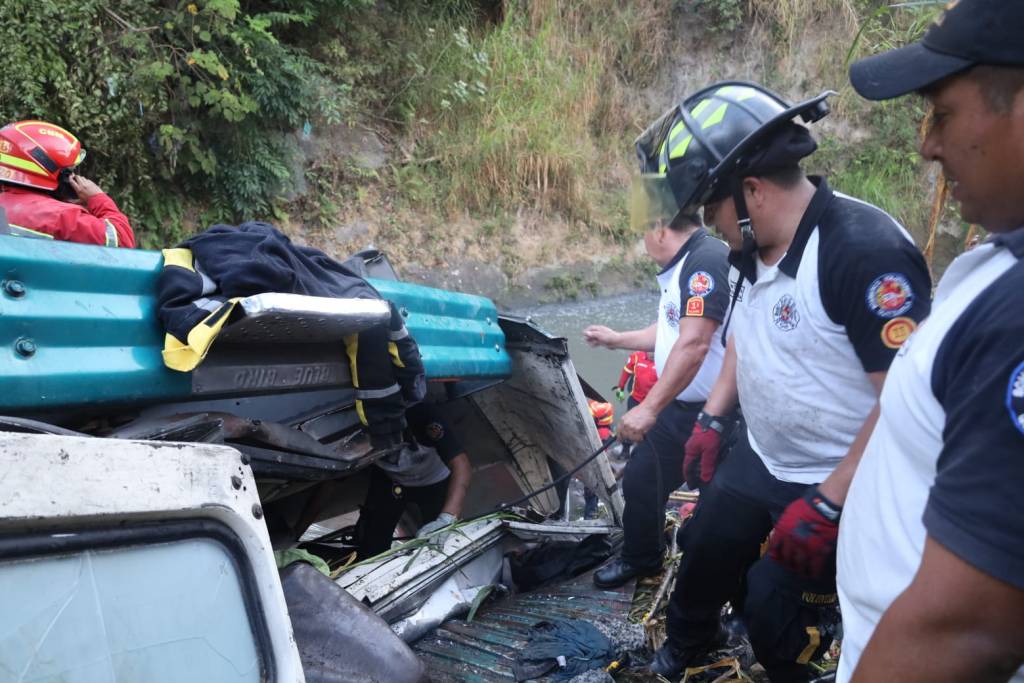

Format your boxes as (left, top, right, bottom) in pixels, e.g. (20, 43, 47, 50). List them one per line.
(280, 0, 962, 303)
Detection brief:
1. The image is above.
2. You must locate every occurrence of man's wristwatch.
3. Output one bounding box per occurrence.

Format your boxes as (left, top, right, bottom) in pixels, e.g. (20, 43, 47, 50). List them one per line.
(696, 411, 727, 434)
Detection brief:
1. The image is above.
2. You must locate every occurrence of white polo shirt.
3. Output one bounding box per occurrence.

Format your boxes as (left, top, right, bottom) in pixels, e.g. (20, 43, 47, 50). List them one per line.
(728, 178, 930, 484)
(837, 229, 1024, 682)
(654, 228, 731, 403)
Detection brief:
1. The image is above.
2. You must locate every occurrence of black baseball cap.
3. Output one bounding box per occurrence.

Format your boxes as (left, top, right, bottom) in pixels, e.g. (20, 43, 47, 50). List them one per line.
(850, 0, 1024, 101)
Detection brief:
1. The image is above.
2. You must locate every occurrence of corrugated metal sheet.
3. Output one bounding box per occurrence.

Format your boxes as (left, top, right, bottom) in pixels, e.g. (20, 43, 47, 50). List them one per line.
(0, 237, 510, 412)
(414, 570, 635, 682)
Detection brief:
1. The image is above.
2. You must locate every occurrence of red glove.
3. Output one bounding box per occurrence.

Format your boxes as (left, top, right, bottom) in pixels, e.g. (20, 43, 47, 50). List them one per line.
(768, 487, 842, 579)
(683, 415, 724, 490)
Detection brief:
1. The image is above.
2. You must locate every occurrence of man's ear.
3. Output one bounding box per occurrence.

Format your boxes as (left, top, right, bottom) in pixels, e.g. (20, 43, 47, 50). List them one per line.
(743, 177, 767, 209)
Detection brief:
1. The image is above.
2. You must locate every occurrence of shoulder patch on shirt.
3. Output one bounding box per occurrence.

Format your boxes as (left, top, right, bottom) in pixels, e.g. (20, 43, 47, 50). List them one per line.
(880, 316, 917, 349)
(1008, 361, 1024, 437)
(685, 296, 705, 317)
(866, 273, 914, 318)
(688, 271, 715, 298)
(773, 294, 800, 331)
(425, 421, 445, 441)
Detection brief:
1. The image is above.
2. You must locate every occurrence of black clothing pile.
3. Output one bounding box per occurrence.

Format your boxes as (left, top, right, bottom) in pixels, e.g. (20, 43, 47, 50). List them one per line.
(157, 222, 425, 438)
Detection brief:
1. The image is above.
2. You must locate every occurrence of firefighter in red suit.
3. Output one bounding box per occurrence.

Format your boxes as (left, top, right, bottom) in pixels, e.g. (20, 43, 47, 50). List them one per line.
(0, 120, 135, 248)
(615, 351, 658, 409)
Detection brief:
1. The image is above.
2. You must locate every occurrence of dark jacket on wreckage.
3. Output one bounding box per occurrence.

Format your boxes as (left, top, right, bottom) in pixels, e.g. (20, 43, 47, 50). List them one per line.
(156, 222, 426, 438)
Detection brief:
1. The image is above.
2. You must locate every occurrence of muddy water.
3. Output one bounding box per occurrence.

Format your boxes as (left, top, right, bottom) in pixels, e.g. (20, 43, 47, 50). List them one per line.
(513, 291, 660, 420)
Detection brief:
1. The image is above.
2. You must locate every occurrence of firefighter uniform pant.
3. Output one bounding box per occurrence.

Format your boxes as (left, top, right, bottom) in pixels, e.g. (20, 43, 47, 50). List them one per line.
(619, 400, 702, 569)
(355, 467, 449, 560)
(665, 429, 838, 682)
(344, 302, 427, 439)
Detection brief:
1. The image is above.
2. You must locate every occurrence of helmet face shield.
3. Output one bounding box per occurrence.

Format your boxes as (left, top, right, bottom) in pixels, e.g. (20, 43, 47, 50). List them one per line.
(630, 174, 685, 233)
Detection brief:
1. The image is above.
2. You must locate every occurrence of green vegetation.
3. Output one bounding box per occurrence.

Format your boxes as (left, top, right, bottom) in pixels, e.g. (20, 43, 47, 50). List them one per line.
(1, 0, 960, 288)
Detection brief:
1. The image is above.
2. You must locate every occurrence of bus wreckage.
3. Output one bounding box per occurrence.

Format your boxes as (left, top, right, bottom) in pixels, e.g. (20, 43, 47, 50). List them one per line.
(0, 233, 635, 681)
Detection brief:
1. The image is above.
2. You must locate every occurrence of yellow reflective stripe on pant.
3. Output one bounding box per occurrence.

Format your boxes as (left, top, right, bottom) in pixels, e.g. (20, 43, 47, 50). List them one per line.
(344, 305, 426, 436)
(796, 626, 820, 665)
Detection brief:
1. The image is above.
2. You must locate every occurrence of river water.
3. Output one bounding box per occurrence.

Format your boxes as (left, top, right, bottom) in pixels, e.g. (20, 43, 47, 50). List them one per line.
(513, 291, 660, 420)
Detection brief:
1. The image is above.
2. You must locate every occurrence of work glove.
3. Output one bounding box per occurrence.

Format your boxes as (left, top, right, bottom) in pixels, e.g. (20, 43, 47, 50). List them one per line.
(416, 512, 457, 543)
(683, 412, 726, 490)
(768, 486, 842, 580)
(612, 386, 626, 402)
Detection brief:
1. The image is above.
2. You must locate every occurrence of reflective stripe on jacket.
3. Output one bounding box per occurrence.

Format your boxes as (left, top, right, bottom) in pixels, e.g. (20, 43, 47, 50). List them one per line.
(0, 186, 135, 248)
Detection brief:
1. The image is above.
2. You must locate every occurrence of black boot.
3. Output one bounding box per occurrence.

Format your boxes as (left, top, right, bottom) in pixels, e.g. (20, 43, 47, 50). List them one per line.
(593, 557, 660, 589)
(649, 642, 695, 679)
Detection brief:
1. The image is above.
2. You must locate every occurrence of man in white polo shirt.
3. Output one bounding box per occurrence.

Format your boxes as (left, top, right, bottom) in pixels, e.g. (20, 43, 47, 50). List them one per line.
(584, 158, 730, 590)
(838, 1, 1024, 680)
(642, 81, 932, 681)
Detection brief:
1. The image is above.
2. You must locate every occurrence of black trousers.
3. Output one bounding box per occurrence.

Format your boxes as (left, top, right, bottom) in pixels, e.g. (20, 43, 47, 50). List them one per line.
(355, 466, 449, 560)
(665, 429, 838, 682)
(619, 400, 702, 568)
(344, 302, 427, 438)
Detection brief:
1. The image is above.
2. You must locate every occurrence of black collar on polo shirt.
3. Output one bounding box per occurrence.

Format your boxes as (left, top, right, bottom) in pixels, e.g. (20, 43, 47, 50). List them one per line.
(777, 176, 835, 278)
(727, 176, 835, 284)
(657, 227, 709, 276)
(992, 226, 1024, 258)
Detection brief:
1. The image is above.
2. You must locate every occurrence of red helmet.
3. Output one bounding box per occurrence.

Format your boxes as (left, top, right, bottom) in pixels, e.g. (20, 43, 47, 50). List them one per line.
(0, 120, 85, 192)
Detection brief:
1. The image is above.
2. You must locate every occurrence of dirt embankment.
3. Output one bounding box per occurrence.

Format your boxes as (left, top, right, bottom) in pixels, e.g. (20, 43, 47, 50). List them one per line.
(285, 2, 956, 306)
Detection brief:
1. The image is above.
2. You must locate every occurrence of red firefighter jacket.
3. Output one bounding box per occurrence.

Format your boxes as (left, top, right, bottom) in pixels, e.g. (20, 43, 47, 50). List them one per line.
(617, 351, 657, 403)
(0, 186, 136, 248)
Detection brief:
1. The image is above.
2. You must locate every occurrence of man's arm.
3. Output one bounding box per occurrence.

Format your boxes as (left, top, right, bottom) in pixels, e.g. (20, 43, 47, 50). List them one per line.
(60, 174, 136, 248)
(583, 323, 656, 352)
(441, 453, 472, 518)
(618, 317, 718, 442)
(768, 373, 883, 576)
(851, 536, 1024, 682)
(703, 335, 739, 417)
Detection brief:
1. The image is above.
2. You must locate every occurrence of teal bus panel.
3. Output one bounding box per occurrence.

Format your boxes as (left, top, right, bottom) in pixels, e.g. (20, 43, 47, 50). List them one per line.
(0, 236, 510, 413)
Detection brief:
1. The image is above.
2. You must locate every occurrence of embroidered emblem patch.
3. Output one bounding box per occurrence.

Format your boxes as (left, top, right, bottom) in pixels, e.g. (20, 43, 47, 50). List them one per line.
(867, 273, 914, 318)
(664, 301, 680, 328)
(685, 296, 705, 317)
(425, 421, 445, 441)
(880, 317, 917, 349)
(773, 294, 800, 331)
(688, 271, 715, 298)
(1007, 361, 1024, 437)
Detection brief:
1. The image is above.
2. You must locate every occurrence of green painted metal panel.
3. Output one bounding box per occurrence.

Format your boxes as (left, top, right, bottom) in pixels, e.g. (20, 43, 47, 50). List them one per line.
(369, 278, 510, 380)
(0, 236, 510, 413)
(0, 237, 188, 411)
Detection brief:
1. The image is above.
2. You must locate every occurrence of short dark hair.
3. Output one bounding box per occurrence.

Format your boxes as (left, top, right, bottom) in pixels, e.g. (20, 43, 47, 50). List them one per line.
(970, 64, 1024, 114)
(752, 165, 805, 189)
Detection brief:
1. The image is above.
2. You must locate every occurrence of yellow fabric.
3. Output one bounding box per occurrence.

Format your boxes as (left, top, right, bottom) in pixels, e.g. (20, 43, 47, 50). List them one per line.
(796, 626, 821, 665)
(387, 341, 405, 369)
(344, 333, 368, 426)
(161, 299, 240, 371)
(161, 247, 195, 271)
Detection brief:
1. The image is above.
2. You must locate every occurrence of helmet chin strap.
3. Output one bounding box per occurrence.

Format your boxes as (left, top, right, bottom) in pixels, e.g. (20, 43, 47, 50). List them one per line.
(732, 175, 758, 257)
(718, 175, 757, 348)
